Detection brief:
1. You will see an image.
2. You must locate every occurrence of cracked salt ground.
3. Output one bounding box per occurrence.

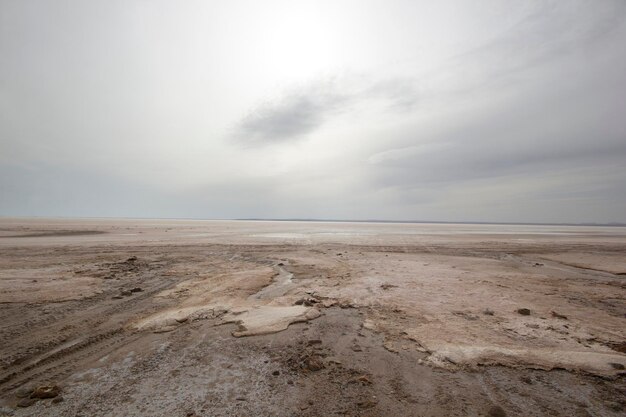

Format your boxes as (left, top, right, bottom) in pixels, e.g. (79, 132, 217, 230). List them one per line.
(0, 219, 625, 416)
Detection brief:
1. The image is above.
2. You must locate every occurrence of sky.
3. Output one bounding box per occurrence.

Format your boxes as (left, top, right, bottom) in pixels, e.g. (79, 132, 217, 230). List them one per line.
(1, 0, 626, 223)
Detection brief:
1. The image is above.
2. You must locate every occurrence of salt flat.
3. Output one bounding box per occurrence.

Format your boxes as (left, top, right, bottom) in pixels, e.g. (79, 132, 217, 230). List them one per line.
(0, 218, 624, 416)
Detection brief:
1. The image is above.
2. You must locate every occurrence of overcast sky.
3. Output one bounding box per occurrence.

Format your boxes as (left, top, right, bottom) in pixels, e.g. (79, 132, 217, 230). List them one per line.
(1, 0, 625, 223)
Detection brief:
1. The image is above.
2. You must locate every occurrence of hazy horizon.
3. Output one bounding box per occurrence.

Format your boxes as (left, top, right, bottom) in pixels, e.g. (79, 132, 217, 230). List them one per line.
(2, 1, 626, 224)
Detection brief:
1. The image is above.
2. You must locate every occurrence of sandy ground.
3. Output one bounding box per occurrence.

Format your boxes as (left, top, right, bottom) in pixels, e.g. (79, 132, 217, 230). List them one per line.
(0, 218, 624, 417)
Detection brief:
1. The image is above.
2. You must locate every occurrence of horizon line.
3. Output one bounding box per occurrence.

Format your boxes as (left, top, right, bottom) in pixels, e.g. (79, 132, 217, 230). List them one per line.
(1, 215, 625, 228)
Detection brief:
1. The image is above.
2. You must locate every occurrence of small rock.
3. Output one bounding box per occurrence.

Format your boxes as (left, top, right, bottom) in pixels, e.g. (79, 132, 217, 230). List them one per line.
(517, 308, 531, 316)
(15, 387, 33, 398)
(31, 385, 60, 399)
(605, 401, 623, 412)
(126, 256, 138, 262)
(272, 370, 280, 376)
(307, 339, 322, 346)
(120, 290, 132, 296)
(487, 405, 507, 417)
(52, 396, 64, 404)
(483, 308, 495, 316)
(17, 398, 36, 408)
(520, 376, 532, 384)
(304, 356, 325, 371)
(351, 345, 362, 352)
(277, 262, 284, 266)
(130, 287, 143, 293)
(609, 362, 625, 370)
(380, 283, 397, 290)
(551, 311, 568, 320)
(235, 397, 247, 401)
(352, 375, 372, 385)
(112, 295, 123, 299)
(357, 399, 378, 409)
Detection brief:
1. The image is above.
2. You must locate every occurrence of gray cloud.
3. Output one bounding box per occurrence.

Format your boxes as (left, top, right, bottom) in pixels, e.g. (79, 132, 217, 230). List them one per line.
(232, 76, 421, 146)
(233, 88, 346, 145)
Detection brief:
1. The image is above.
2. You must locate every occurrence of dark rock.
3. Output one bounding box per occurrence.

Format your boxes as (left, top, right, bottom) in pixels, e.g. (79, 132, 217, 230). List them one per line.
(304, 356, 325, 371)
(112, 295, 123, 299)
(350, 375, 372, 385)
(551, 311, 568, 320)
(609, 362, 625, 370)
(483, 309, 495, 316)
(307, 339, 322, 346)
(31, 385, 60, 399)
(51, 396, 64, 404)
(357, 399, 378, 409)
(606, 401, 623, 412)
(294, 298, 315, 307)
(272, 370, 280, 376)
(120, 290, 132, 296)
(517, 308, 531, 316)
(380, 283, 397, 290)
(17, 398, 36, 408)
(607, 341, 626, 353)
(126, 256, 138, 262)
(277, 262, 284, 266)
(487, 405, 507, 417)
(130, 287, 143, 293)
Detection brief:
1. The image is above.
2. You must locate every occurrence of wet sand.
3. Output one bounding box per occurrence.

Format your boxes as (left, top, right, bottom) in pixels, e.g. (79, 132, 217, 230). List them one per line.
(0, 218, 625, 416)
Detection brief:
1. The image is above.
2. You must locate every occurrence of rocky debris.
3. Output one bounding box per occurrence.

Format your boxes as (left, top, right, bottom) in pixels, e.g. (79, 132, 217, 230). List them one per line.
(294, 297, 319, 307)
(487, 405, 507, 417)
(452, 311, 479, 321)
(126, 256, 138, 262)
(609, 362, 625, 370)
(380, 283, 397, 290)
(533, 262, 544, 267)
(304, 356, 325, 371)
(483, 308, 495, 316)
(517, 308, 531, 316)
(16, 398, 36, 408)
(605, 402, 623, 412)
(357, 399, 378, 409)
(15, 387, 33, 398)
(0, 405, 15, 415)
(551, 311, 568, 320)
(31, 385, 60, 399)
(349, 375, 372, 385)
(520, 376, 532, 384)
(130, 287, 143, 293)
(606, 341, 626, 354)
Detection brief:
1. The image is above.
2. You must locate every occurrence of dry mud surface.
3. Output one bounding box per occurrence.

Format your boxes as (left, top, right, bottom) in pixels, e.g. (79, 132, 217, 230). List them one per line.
(0, 219, 625, 417)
